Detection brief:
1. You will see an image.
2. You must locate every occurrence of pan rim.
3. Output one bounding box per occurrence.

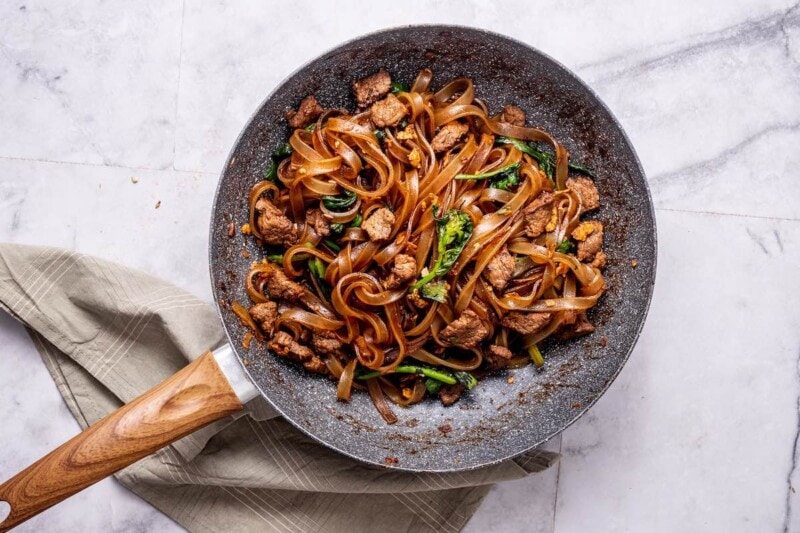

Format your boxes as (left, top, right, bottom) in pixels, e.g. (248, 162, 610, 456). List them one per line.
(208, 23, 657, 472)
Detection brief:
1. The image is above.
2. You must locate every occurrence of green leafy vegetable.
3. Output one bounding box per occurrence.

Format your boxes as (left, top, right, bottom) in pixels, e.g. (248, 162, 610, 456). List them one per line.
(356, 365, 457, 384)
(419, 280, 447, 302)
(330, 222, 345, 234)
(455, 162, 520, 181)
(390, 81, 410, 94)
(454, 371, 478, 390)
(267, 254, 284, 263)
(304, 123, 317, 131)
(491, 166, 520, 191)
(412, 208, 474, 291)
(495, 136, 596, 179)
(425, 378, 443, 395)
(398, 118, 409, 129)
(308, 257, 325, 279)
(263, 158, 278, 183)
(556, 239, 576, 254)
(373, 129, 386, 142)
(273, 142, 294, 159)
(321, 190, 357, 211)
(351, 214, 363, 227)
(324, 239, 341, 251)
(528, 345, 545, 367)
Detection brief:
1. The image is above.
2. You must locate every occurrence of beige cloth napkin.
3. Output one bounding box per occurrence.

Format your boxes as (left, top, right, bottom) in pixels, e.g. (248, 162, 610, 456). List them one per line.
(0, 244, 559, 533)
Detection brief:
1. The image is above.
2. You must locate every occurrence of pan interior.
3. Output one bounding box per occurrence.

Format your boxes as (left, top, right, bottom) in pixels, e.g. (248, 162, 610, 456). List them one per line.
(209, 26, 656, 472)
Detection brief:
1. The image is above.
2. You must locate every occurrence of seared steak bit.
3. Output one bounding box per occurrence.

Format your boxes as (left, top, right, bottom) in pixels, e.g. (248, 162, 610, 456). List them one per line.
(440, 309, 488, 349)
(311, 330, 342, 355)
(249, 301, 278, 334)
(303, 356, 329, 375)
(523, 191, 554, 238)
(501, 311, 551, 335)
(268, 331, 314, 362)
(498, 104, 526, 126)
(591, 250, 607, 269)
(486, 344, 514, 370)
(485, 246, 515, 290)
(566, 176, 600, 212)
(255, 197, 298, 246)
(286, 95, 323, 129)
(557, 313, 595, 340)
(370, 94, 407, 128)
(352, 69, 392, 107)
(383, 254, 417, 289)
(439, 383, 465, 406)
(363, 207, 395, 241)
(305, 208, 330, 237)
(431, 121, 469, 153)
(572, 221, 603, 262)
(266, 269, 304, 302)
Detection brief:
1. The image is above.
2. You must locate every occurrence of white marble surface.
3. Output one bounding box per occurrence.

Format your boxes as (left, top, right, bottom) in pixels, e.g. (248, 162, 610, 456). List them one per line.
(1, 0, 798, 531)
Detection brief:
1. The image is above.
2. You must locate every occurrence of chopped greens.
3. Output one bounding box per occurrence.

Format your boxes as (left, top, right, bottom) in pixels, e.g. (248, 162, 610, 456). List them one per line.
(556, 239, 576, 254)
(374, 129, 386, 142)
(454, 372, 478, 390)
(455, 162, 519, 181)
(324, 239, 341, 251)
(304, 123, 317, 131)
(321, 190, 357, 211)
(528, 345, 545, 367)
(308, 257, 325, 279)
(425, 378, 443, 395)
(455, 162, 521, 191)
(390, 81, 410, 94)
(495, 136, 596, 179)
(412, 208, 474, 291)
(419, 280, 448, 302)
(351, 213, 363, 227)
(356, 365, 458, 384)
(263, 158, 278, 182)
(272, 142, 294, 159)
(330, 222, 345, 234)
(267, 254, 284, 263)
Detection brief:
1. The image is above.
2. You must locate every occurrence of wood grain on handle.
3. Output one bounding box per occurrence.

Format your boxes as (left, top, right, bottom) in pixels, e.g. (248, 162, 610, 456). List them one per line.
(0, 351, 244, 531)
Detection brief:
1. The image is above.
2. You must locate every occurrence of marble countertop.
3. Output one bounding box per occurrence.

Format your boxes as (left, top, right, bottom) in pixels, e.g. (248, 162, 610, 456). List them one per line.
(1, 1, 799, 531)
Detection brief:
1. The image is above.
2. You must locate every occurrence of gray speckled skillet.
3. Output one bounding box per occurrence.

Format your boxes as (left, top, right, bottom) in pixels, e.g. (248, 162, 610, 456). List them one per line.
(209, 25, 657, 472)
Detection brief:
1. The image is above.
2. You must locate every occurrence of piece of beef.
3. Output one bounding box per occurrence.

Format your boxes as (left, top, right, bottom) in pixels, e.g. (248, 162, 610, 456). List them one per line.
(566, 176, 600, 212)
(485, 246, 515, 290)
(249, 301, 278, 335)
(268, 331, 314, 362)
(572, 221, 603, 262)
(305, 208, 330, 237)
(431, 121, 469, 153)
(266, 269, 304, 302)
(486, 344, 514, 370)
(370, 94, 407, 128)
(285, 95, 323, 129)
(311, 330, 342, 356)
(591, 250, 607, 269)
(439, 383, 465, 406)
(440, 309, 488, 349)
(362, 207, 395, 241)
(523, 191, 554, 238)
(352, 69, 392, 107)
(303, 356, 329, 375)
(498, 104, 526, 126)
(557, 313, 595, 340)
(255, 197, 298, 246)
(383, 254, 417, 289)
(501, 311, 551, 335)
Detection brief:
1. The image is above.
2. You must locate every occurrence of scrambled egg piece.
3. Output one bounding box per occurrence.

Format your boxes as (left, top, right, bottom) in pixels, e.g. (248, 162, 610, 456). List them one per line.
(544, 207, 558, 232)
(408, 147, 422, 168)
(571, 221, 597, 241)
(396, 124, 417, 140)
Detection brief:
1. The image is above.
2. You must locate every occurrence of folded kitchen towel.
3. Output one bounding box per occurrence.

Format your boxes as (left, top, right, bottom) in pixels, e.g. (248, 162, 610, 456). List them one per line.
(0, 244, 559, 533)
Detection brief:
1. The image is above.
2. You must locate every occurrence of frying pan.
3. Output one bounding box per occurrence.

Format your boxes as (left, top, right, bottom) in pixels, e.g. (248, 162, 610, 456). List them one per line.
(0, 25, 656, 530)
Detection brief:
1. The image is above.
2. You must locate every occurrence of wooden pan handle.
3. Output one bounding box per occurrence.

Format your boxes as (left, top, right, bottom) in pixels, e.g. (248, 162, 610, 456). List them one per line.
(0, 351, 244, 531)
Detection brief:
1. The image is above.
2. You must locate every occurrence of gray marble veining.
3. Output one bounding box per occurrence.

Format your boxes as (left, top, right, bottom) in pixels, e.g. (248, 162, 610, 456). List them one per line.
(0, 1, 799, 531)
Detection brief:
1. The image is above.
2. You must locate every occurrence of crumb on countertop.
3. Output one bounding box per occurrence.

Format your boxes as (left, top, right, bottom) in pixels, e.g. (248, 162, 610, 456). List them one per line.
(155, 200, 161, 209)
(131, 176, 138, 184)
